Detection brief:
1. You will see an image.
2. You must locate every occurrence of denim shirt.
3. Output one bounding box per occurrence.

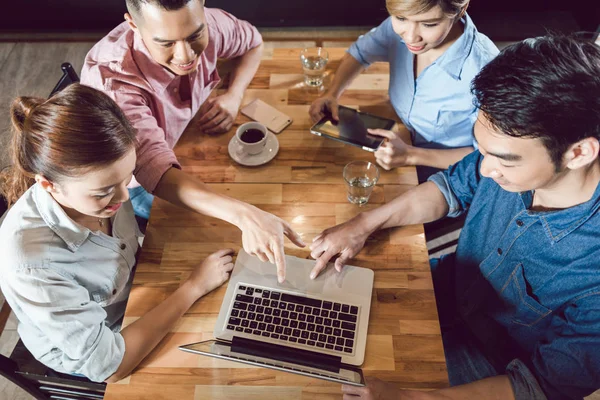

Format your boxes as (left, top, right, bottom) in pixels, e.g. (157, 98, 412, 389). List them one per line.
(429, 151, 600, 400)
(348, 14, 498, 149)
(0, 184, 141, 382)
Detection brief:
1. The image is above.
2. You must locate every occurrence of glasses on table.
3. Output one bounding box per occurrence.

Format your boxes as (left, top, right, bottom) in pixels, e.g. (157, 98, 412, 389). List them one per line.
(343, 161, 380, 205)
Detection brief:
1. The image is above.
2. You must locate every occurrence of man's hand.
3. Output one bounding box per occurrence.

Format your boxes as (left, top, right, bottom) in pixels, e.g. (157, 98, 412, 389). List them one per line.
(342, 377, 428, 400)
(196, 92, 242, 135)
(343, 376, 518, 400)
(238, 206, 306, 283)
(309, 214, 371, 279)
(370, 129, 416, 170)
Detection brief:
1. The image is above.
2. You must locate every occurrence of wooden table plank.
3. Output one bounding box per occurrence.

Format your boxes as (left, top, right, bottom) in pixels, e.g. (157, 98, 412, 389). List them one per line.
(105, 48, 447, 399)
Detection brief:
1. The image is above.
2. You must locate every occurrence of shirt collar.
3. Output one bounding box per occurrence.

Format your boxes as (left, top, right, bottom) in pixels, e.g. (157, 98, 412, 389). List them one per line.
(33, 184, 91, 252)
(519, 182, 600, 242)
(434, 13, 476, 80)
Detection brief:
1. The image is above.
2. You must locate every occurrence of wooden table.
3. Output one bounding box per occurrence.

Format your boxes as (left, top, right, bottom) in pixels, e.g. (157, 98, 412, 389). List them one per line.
(105, 48, 448, 400)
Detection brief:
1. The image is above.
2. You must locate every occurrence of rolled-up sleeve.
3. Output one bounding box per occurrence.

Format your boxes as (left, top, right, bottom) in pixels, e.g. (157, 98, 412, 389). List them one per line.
(3, 267, 125, 382)
(348, 17, 393, 67)
(427, 150, 483, 218)
(110, 91, 181, 193)
(507, 295, 600, 400)
(210, 9, 263, 60)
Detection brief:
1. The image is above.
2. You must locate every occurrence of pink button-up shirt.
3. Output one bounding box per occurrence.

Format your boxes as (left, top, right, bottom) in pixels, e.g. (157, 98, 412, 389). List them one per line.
(81, 8, 262, 192)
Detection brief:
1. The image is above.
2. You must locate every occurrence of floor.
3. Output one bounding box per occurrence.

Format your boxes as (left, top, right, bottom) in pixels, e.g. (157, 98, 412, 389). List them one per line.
(1, 33, 599, 399)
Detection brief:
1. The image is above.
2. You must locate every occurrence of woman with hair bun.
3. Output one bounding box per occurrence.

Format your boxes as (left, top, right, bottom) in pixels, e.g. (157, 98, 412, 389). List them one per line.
(310, 0, 498, 178)
(0, 84, 235, 383)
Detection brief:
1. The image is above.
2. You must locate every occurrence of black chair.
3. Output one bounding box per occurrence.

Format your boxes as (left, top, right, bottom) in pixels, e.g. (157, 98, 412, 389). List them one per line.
(49, 62, 80, 97)
(0, 62, 107, 400)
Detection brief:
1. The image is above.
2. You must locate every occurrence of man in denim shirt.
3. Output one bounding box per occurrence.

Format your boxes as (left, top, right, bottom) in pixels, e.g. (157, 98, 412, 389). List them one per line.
(309, 35, 600, 400)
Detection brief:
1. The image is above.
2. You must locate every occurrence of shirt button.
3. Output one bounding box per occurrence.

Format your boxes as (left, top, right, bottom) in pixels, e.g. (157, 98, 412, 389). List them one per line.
(120, 243, 126, 250)
(497, 248, 503, 255)
(516, 220, 524, 227)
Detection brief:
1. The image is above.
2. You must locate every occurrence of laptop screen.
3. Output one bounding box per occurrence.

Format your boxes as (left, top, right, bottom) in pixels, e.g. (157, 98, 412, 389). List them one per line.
(180, 340, 365, 386)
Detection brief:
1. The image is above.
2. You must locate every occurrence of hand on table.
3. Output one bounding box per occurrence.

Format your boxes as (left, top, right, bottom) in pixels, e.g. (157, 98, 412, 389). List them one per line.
(309, 215, 371, 279)
(238, 206, 306, 283)
(370, 129, 415, 170)
(186, 248, 235, 299)
(309, 94, 340, 123)
(196, 92, 242, 135)
(342, 377, 427, 400)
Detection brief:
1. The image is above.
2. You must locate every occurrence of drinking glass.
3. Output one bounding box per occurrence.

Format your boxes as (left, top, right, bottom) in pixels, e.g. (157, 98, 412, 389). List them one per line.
(300, 47, 329, 87)
(343, 161, 380, 205)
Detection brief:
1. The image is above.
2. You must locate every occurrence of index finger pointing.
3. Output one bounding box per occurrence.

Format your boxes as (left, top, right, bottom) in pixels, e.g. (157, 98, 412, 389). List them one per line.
(310, 248, 336, 280)
(274, 240, 287, 284)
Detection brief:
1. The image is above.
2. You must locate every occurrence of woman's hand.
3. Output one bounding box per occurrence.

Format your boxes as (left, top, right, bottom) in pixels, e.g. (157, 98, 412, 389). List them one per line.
(185, 248, 236, 299)
(370, 129, 416, 170)
(309, 94, 340, 123)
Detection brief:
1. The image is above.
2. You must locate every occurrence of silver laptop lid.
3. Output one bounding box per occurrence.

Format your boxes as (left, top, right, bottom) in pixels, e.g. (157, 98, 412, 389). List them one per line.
(214, 249, 374, 366)
(179, 339, 365, 386)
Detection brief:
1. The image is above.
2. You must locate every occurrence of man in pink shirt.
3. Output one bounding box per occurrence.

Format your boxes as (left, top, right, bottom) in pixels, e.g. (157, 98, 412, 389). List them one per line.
(81, 0, 304, 282)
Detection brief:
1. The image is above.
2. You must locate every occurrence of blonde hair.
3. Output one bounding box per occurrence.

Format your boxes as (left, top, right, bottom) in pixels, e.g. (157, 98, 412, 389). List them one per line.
(386, 0, 469, 18)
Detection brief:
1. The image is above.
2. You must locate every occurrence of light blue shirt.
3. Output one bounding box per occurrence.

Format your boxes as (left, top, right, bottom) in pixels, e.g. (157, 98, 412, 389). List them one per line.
(0, 184, 141, 382)
(348, 14, 498, 149)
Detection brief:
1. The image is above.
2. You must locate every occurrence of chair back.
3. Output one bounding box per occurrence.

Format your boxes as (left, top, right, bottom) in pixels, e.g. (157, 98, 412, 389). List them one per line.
(49, 62, 80, 97)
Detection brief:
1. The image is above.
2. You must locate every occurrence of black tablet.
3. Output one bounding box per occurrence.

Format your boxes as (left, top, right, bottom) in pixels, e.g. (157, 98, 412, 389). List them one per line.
(310, 106, 395, 152)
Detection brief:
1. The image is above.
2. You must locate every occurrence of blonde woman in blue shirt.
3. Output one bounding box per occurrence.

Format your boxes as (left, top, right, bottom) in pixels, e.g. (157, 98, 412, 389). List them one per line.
(310, 0, 498, 174)
(0, 84, 234, 383)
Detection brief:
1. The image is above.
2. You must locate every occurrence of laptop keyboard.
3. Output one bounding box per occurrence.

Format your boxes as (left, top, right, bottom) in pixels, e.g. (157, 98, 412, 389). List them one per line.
(226, 284, 359, 355)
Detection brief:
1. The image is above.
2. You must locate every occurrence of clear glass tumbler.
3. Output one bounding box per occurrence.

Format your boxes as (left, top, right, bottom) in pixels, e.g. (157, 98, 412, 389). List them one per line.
(300, 47, 329, 87)
(343, 161, 380, 205)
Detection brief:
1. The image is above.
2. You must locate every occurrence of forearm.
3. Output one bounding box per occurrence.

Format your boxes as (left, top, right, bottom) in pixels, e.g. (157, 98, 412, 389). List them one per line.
(326, 53, 365, 98)
(227, 43, 264, 99)
(429, 375, 515, 400)
(360, 181, 449, 234)
(106, 282, 199, 382)
(409, 146, 474, 169)
(153, 167, 250, 227)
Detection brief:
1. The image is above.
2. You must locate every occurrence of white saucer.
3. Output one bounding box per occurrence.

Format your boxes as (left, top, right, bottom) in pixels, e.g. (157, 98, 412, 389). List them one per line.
(228, 131, 279, 166)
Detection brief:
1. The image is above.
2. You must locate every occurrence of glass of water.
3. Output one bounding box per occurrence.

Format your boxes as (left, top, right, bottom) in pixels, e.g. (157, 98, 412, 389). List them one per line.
(300, 47, 329, 87)
(343, 161, 380, 205)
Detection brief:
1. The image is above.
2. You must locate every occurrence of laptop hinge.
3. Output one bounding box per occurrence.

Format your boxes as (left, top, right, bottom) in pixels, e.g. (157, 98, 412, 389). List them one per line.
(230, 336, 342, 373)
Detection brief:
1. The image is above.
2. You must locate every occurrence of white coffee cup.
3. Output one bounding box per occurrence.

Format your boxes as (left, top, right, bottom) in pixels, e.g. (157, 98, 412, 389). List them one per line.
(235, 122, 268, 156)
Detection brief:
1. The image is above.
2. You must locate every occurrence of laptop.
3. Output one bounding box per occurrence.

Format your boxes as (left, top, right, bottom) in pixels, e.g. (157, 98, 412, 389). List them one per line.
(179, 249, 374, 386)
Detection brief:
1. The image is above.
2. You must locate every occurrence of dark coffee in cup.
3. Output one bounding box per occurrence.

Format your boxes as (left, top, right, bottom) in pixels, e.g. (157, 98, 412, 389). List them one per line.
(240, 128, 265, 144)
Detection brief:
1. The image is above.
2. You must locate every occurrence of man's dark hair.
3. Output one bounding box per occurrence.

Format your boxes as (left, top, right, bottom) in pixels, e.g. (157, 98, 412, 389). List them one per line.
(126, 0, 196, 18)
(471, 34, 600, 169)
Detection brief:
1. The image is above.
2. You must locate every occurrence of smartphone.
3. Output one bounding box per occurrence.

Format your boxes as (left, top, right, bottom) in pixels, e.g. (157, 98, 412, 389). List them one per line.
(310, 106, 395, 152)
(241, 99, 293, 134)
